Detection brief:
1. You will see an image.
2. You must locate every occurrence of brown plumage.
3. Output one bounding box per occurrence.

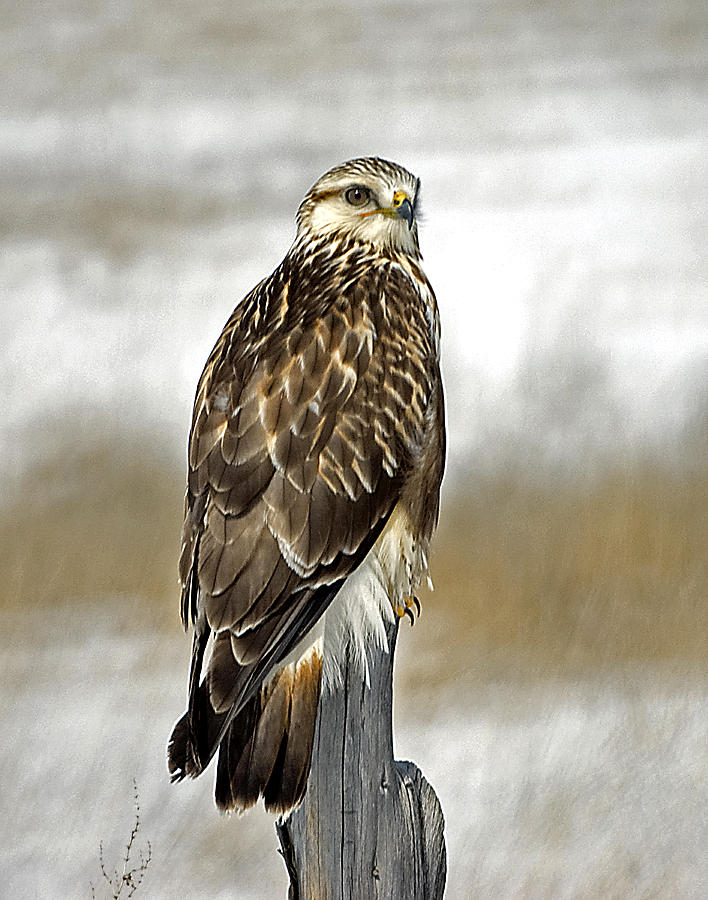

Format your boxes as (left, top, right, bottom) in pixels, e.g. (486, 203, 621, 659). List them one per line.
(167, 157, 445, 815)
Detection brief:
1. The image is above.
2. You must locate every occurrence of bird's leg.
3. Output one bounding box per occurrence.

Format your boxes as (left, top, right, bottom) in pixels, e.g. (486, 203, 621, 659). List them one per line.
(393, 596, 421, 626)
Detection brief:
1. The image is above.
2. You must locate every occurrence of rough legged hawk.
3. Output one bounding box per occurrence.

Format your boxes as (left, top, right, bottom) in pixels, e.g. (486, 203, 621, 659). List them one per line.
(167, 156, 445, 814)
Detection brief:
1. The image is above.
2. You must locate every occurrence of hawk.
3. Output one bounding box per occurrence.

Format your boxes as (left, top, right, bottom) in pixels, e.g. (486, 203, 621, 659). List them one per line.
(168, 156, 445, 815)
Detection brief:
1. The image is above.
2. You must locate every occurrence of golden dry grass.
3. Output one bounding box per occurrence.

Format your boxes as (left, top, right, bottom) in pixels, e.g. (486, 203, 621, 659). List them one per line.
(0, 432, 184, 628)
(3, 433, 706, 668)
(425, 462, 708, 672)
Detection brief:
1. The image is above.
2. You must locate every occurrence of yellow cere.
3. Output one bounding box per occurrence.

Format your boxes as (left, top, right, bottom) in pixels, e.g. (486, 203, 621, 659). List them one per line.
(358, 190, 411, 220)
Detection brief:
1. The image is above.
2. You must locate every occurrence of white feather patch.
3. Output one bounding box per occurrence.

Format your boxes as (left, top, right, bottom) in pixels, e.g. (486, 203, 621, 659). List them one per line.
(321, 505, 429, 691)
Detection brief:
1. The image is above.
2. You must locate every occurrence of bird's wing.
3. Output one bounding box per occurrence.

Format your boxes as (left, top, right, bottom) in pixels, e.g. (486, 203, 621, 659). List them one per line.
(179, 258, 436, 705)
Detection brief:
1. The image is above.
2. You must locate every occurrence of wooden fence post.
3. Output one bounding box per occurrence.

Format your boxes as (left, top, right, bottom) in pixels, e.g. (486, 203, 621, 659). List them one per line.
(275, 620, 447, 899)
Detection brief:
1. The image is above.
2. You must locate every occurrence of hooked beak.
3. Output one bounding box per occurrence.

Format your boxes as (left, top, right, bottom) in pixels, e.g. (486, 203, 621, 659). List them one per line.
(358, 189, 415, 229)
(392, 190, 414, 229)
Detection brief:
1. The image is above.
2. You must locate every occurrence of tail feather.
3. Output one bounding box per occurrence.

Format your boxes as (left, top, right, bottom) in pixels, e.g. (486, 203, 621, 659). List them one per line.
(213, 694, 260, 810)
(167, 680, 227, 781)
(168, 640, 323, 815)
(167, 711, 194, 780)
(267, 650, 322, 812)
(218, 647, 323, 814)
(230, 666, 292, 808)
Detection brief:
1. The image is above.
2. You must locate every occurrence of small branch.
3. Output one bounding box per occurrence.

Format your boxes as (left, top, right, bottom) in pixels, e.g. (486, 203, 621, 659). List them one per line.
(90, 779, 152, 899)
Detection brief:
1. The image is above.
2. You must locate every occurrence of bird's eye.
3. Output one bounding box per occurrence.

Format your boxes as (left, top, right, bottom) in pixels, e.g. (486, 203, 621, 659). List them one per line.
(344, 186, 370, 207)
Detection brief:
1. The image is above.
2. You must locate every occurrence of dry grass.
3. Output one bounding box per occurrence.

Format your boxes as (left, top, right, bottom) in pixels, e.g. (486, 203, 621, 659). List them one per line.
(425, 461, 708, 673)
(0, 430, 183, 628)
(3, 431, 706, 668)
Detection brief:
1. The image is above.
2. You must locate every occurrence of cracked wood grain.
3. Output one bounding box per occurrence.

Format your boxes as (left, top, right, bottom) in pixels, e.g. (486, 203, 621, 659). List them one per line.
(276, 620, 447, 899)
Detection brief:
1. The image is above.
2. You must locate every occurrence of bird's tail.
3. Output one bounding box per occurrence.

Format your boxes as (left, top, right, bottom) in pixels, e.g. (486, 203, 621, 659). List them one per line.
(167, 638, 323, 815)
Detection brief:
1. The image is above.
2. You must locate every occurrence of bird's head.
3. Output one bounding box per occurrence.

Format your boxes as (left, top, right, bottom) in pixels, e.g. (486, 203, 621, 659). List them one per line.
(296, 157, 422, 257)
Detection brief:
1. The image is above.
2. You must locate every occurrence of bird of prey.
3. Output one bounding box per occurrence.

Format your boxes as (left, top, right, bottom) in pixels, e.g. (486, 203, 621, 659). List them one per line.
(168, 156, 445, 815)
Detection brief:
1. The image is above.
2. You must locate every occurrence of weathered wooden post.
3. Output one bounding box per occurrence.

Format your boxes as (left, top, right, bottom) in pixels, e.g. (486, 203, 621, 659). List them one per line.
(275, 619, 447, 899)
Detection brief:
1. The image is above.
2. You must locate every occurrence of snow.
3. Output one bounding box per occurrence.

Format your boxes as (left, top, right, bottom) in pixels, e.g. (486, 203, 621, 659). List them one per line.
(2, 0, 707, 895)
(1, 0, 706, 481)
(2, 603, 706, 897)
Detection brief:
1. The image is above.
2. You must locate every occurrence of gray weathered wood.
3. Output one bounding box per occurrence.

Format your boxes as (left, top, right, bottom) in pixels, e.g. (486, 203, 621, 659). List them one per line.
(276, 620, 447, 899)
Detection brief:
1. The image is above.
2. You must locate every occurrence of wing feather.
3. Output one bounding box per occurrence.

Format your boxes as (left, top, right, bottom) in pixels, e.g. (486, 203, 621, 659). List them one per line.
(210, 456, 274, 514)
(263, 473, 311, 545)
(179, 247, 439, 747)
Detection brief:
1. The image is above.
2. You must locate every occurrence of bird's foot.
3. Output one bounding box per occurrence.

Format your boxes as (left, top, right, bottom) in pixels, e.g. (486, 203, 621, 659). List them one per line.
(393, 595, 421, 626)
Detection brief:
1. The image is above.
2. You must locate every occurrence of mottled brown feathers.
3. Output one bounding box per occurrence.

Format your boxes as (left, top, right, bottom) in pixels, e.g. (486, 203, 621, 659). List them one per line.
(168, 157, 445, 815)
(180, 252, 437, 638)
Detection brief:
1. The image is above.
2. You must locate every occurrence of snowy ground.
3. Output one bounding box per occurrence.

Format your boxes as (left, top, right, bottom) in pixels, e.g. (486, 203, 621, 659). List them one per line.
(2, 0, 707, 896)
(2, 602, 706, 898)
(1, 0, 706, 483)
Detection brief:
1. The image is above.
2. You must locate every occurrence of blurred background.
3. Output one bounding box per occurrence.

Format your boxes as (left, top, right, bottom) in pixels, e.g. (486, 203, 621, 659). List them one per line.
(2, 0, 707, 896)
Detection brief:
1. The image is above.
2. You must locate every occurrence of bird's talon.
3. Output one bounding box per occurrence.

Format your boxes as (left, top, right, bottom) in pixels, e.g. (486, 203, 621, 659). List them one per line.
(403, 606, 415, 626)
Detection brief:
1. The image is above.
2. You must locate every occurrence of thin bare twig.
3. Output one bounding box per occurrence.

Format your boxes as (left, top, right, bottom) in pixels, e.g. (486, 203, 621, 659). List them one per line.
(90, 779, 152, 899)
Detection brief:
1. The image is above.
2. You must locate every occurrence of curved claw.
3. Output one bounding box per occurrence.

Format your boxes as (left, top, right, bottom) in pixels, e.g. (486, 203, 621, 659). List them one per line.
(403, 606, 415, 626)
(412, 596, 421, 616)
